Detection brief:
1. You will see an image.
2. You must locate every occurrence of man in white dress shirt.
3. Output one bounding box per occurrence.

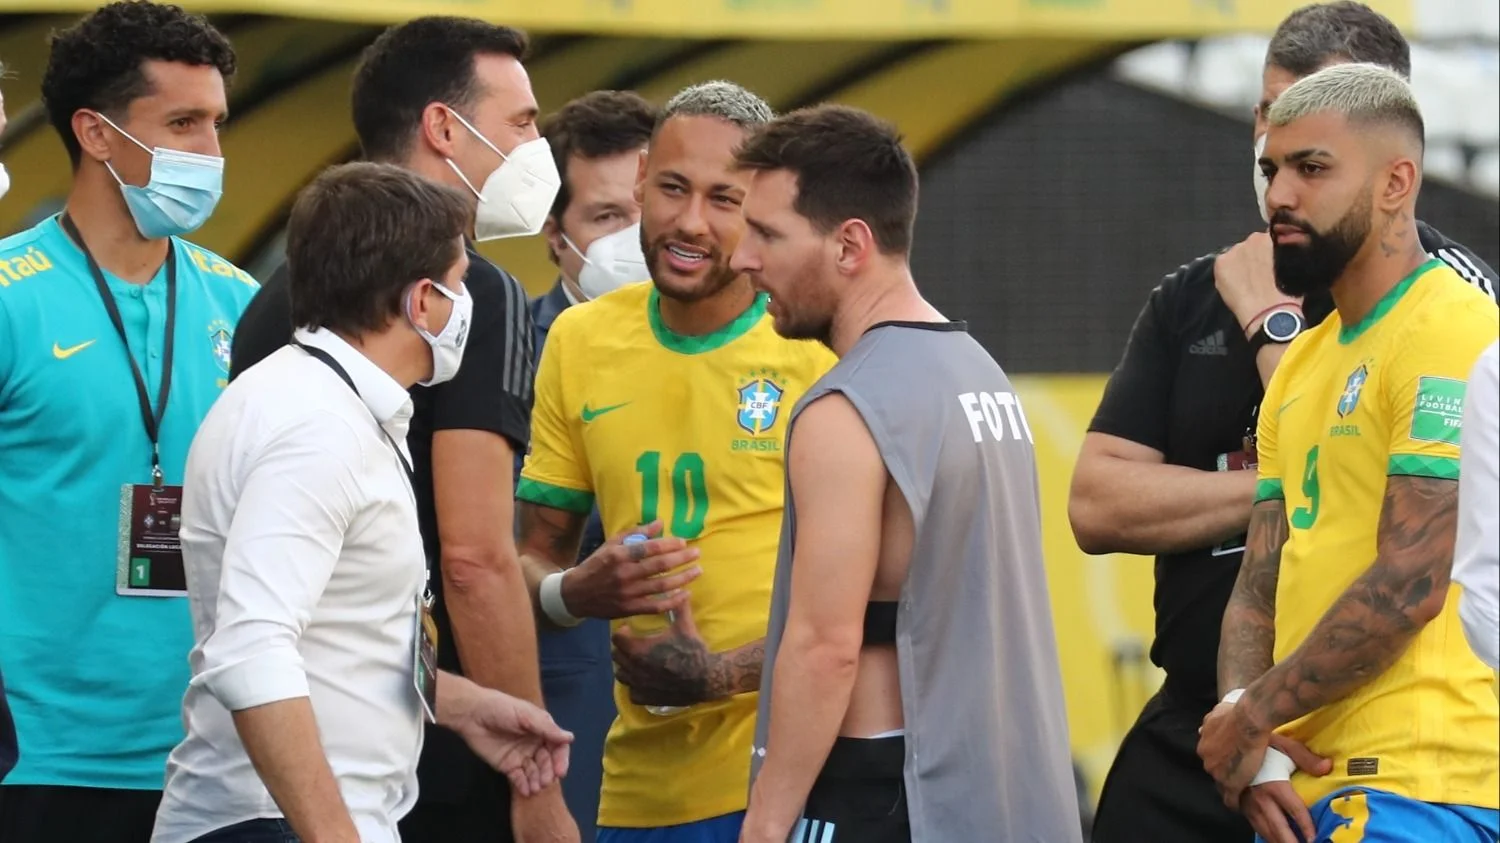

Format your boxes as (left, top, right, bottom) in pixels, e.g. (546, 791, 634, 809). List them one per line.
(153, 162, 572, 843)
(1455, 339, 1499, 670)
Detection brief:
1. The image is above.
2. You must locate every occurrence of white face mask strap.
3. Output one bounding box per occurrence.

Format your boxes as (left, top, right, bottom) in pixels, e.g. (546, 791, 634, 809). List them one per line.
(409, 280, 465, 338)
(444, 106, 509, 162)
(94, 112, 154, 156)
(560, 231, 590, 264)
(444, 158, 485, 202)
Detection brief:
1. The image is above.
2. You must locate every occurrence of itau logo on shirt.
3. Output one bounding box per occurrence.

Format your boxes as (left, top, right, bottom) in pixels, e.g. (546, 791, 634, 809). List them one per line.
(1410, 376, 1466, 444)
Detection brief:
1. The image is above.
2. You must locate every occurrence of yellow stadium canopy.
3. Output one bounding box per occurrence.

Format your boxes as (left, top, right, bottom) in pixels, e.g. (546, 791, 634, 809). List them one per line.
(0, 0, 1413, 39)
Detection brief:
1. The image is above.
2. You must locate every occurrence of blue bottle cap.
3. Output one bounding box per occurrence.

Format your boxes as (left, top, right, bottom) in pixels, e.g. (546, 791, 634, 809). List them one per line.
(623, 533, 649, 545)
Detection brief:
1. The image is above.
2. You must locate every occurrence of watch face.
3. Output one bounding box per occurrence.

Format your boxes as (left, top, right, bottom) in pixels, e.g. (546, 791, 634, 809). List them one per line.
(1266, 310, 1302, 341)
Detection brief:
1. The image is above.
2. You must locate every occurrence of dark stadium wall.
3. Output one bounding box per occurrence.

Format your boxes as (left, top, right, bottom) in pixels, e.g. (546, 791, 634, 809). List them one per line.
(911, 68, 1500, 375)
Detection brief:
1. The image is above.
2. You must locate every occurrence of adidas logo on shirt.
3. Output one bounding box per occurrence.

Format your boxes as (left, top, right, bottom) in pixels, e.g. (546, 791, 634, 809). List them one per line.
(1189, 329, 1229, 356)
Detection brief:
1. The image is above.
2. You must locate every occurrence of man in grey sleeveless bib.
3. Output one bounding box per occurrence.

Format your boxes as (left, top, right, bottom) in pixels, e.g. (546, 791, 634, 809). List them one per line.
(731, 106, 1082, 843)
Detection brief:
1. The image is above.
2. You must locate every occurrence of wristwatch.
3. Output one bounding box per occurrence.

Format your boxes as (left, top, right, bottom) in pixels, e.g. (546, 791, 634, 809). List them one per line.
(1248, 307, 1306, 353)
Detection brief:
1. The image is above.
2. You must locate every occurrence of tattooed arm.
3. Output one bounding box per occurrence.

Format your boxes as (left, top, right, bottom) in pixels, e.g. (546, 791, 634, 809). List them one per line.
(1238, 475, 1457, 733)
(517, 502, 587, 627)
(611, 622, 764, 707)
(1218, 500, 1289, 696)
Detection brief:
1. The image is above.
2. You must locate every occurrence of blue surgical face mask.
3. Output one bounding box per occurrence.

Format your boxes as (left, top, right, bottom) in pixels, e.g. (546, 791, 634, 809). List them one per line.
(96, 113, 225, 239)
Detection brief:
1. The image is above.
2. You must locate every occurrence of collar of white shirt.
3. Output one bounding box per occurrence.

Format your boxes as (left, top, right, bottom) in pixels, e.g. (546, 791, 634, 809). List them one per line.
(292, 327, 413, 432)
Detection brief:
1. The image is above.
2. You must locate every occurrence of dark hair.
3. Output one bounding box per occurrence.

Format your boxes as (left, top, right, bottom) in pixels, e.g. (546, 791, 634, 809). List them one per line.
(352, 16, 529, 162)
(287, 162, 471, 336)
(542, 90, 657, 219)
(42, 1, 237, 168)
(734, 104, 918, 256)
(1268, 2, 1410, 79)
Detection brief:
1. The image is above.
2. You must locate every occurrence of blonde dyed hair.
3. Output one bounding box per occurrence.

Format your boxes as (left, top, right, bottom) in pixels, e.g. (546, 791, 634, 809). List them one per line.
(1266, 61, 1424, 145)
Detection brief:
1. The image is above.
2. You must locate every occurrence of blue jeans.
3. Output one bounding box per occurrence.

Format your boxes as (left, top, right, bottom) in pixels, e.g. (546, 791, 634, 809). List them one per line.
(190, 818, 301, 843)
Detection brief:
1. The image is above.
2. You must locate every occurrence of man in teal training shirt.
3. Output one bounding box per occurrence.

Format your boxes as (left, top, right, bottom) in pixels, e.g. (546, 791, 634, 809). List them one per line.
(0, 3, 255, 839)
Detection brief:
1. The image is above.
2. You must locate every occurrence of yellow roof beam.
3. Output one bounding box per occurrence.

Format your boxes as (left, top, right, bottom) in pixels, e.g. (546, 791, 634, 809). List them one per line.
(825, 38, 1116, 164)
(0, 1, 1420, 39)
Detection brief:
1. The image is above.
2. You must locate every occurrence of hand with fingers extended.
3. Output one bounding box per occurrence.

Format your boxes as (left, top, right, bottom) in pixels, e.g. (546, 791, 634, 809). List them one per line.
(559, 521, 702, 620)
(1237, 734, 1332, 843)
(451, 689, 574, 798)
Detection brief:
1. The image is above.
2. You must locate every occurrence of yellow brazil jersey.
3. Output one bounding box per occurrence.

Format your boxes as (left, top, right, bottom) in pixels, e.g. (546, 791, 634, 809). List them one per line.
(1255, 260, 1500, 809)
(518, 281, 836, 827)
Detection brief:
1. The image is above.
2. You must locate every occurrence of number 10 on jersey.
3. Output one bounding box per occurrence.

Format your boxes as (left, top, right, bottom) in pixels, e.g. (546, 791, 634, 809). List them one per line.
(635, 451, 709, 539)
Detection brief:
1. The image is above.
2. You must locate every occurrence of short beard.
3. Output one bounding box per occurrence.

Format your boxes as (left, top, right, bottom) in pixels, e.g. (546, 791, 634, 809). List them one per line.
(642, 227, 738, 304)
(768, 264, 838, 348)
(773, 307, 834, 348)
(1271, 196, 1371, 298)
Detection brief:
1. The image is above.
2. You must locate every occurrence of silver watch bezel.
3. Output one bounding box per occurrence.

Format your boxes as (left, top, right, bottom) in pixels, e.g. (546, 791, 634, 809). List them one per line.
(1262, 308, 1304, 343)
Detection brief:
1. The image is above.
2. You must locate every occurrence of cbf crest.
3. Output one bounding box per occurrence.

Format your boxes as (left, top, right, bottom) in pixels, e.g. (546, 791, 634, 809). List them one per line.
(207, 319, 234, 375)
(1338, 364, 1369, 417)
(736, 369, 785, 436)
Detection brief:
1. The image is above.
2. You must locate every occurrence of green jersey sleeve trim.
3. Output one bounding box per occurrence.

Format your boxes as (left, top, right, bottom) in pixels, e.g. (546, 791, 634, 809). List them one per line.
(516, 477, 595, 513)
(1387, 454, 1460, 481)
(1255, 478, 1285, 503)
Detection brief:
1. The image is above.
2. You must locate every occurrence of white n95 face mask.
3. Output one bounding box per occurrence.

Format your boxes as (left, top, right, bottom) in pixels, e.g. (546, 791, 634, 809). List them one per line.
(565, 222, 649, 300)
(0, 162, 10, 201)
(409, 281, 474, 387)
(1253, 133, 1270, 225)
(443, 108, 560, 241)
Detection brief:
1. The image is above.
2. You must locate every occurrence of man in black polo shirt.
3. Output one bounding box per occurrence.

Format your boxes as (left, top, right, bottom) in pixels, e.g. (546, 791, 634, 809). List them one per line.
(1068, 4, 1498, 842)
(228, 17, 576, 843)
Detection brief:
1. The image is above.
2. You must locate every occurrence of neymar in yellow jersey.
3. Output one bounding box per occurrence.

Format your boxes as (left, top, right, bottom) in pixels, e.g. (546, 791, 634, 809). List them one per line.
(517, 81, 836, 843)
(1200, 64, 1500, 843)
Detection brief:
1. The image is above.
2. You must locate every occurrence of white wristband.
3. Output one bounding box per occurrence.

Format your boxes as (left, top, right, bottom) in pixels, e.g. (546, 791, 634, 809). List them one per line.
(1251, 747, 1296, 786)
(1221, 688, 1246, 705)
(540, 571, 583, 628)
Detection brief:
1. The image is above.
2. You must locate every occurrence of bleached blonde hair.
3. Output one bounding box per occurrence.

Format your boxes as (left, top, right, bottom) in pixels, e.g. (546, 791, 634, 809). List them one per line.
(1266, 61, 1424, 145)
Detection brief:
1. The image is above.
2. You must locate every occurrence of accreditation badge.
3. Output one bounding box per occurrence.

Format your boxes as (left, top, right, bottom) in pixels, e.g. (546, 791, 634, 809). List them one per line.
(115, 482, 188, 596)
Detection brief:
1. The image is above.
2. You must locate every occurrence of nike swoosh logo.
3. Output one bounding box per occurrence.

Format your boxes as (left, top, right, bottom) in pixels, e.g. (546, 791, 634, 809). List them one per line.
(1278, 396, 1302, 414)
(581, 402, 630, 422)
(53, 340, 96, 360)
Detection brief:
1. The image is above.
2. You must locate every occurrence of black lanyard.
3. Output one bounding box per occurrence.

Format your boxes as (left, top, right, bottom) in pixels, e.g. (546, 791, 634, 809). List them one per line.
(292, 340, 416, 488)
(294, 340, 428, 593)
(61, 213, 176, 488)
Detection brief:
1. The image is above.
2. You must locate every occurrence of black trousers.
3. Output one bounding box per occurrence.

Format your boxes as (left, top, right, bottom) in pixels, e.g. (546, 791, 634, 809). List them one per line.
(1091, 687, 1254, 843)
(798, 736, 910, 843)
(400, 732, 515, 843)
(0, 784, 161, 843)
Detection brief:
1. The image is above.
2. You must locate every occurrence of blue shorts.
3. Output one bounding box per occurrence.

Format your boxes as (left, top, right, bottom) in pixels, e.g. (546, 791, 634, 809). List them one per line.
(597, 812, 745, 843)
(1255, 787, 1499, 843)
